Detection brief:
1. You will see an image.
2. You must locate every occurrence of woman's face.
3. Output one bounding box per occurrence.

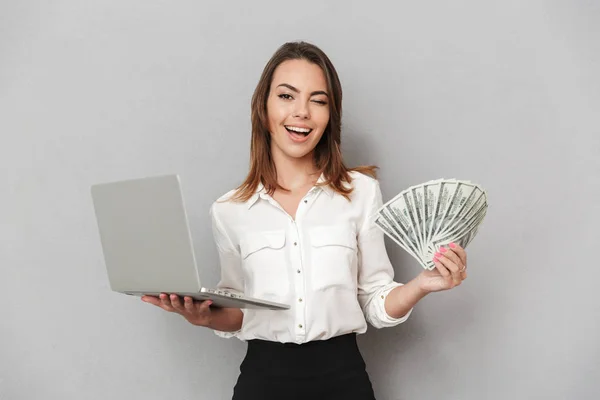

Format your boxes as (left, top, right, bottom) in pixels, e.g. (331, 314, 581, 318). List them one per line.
(266, 59, 330, 163)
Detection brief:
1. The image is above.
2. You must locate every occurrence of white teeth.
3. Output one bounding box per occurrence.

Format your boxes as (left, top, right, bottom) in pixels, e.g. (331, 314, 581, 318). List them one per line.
(285, 126, 311, 133)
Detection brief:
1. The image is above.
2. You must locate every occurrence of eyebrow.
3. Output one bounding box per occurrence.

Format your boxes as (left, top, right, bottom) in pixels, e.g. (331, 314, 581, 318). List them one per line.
(276, 83, 329, 97)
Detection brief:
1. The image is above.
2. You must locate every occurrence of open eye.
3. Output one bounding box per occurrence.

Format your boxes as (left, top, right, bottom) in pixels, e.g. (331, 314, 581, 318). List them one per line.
(278, 93, 293, 100)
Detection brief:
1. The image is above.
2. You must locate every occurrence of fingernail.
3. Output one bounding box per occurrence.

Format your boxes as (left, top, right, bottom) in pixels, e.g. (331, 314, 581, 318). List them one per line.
(433, 257, 439, 262)
(449, 242, 456, 248)
(440, 247, 447, 253)
(435, 252, 442, 258)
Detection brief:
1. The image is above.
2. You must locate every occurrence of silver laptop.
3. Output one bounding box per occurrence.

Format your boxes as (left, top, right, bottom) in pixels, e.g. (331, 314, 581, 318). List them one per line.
(90, 174, 289, 310)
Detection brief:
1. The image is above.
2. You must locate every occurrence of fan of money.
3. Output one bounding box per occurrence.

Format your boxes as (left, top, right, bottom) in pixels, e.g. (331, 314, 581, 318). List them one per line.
(374, 179, 488, 270)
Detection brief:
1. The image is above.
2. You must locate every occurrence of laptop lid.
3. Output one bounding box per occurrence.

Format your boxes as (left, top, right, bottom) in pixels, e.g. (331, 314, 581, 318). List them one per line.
(91, 174, 202, 294)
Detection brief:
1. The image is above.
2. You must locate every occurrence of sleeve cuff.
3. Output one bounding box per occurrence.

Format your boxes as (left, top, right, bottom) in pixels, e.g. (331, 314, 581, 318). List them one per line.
(213, 329, 242, 339)
(372, 283, 413, 328)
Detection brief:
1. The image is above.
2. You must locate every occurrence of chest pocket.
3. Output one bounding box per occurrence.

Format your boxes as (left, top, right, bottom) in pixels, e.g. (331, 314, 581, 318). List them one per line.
(239, 230, 289, 299)
(309, 225, 358, 291)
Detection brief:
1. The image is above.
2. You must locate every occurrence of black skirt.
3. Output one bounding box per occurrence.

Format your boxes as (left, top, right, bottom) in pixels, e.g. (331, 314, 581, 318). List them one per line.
(232, 333, 376, 400)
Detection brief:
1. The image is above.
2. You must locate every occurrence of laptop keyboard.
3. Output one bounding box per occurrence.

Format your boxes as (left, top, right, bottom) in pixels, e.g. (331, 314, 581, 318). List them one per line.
(207, 288, 242, 299)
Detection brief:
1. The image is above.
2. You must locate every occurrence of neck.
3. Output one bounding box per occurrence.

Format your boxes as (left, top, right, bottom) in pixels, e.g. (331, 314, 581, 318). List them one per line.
(271, 148, 319, 190)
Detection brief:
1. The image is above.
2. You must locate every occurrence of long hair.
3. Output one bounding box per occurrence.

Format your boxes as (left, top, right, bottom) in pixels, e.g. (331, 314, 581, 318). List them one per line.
(230, 41, 377, 202)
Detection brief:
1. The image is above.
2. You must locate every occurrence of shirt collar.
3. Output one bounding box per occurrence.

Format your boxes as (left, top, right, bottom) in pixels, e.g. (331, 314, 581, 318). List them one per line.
(247, 173, 333, 209)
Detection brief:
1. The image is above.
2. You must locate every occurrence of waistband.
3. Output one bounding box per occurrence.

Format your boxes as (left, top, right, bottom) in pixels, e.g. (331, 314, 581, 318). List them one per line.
(249, 332, 357, 348)
(242, 333, 365, 378)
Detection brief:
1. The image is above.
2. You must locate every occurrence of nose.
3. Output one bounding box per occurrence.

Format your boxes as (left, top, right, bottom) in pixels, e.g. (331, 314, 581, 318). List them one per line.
(293, 100, 310, 119)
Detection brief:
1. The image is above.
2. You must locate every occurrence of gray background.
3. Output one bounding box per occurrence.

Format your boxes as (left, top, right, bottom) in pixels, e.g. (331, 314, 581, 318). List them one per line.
(1, 1, 599, 399)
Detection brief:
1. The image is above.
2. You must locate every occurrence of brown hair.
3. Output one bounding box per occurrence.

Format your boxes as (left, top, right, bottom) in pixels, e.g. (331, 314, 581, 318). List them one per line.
(230, 41, 377, 202)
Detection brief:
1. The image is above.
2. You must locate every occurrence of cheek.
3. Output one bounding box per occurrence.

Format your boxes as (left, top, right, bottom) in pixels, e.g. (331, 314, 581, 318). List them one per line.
(267, 113, 277, 133)
(267, 102, 288, 131)
(315, 109, 331, 131)
(266, 104, 279, 132)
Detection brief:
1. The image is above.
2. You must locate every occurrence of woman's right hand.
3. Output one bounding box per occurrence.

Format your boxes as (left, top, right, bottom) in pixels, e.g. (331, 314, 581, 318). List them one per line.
(141, 293, 213, 327)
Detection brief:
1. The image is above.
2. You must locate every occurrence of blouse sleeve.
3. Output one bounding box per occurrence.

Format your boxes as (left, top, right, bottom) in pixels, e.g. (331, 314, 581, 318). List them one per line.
(356, 179, 413, 329)
(209, 202, 245, 339)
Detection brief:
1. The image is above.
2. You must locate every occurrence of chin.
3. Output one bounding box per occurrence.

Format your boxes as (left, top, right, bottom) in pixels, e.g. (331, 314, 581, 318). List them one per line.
(282, 147, 314, 160)
(271, 141, 314, 160)
(270, 139, 313, 159)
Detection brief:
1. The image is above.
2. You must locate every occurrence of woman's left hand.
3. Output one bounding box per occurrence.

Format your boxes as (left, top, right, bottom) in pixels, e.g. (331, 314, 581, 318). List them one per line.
(416, 243, 468, 293)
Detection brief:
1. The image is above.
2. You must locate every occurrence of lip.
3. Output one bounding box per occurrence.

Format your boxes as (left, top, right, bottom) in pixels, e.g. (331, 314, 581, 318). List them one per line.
(286, 127, 311, 143)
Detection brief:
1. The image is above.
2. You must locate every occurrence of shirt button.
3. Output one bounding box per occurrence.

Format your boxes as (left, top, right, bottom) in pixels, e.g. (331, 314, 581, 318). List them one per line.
(297, 269, 301, 273)
(298, 324, 303, 329)
(294, 242, 297, 246)
(304, 200, 307, 203)
(298, 298, 303, 302)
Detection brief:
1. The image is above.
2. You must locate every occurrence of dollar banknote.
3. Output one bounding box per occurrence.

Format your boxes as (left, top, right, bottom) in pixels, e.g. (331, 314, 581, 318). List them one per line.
(375, 178, 488, 270)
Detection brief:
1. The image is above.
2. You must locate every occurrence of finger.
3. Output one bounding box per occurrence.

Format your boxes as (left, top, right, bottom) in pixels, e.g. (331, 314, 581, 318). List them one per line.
(432, 256, 451, 278)
(183, 296, 196, 313)
(198, 299, 213, 314)
(435, 253, 462, 285)
(449, 242, 467, 266)
(141, 295, 161, 306)
(170, 294, 184, 312)
(159, 293, 175, 311)
(439, 246, 462, 268)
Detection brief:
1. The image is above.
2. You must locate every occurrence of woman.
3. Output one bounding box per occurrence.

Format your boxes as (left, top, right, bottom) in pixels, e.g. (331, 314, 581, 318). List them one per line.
(142, 41, 468, 400)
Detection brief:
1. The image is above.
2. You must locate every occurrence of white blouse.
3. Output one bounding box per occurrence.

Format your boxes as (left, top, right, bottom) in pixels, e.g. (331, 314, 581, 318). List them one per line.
(209, 171, 412, 344)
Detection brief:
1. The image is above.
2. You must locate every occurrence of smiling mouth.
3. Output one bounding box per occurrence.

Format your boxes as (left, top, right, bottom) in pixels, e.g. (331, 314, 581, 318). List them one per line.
(285, 125, 313, 136)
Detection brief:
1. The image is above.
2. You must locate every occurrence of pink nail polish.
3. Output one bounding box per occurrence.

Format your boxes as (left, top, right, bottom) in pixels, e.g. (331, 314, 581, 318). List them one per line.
(440, 247, 447, 253)
(449, 242, 456, 248)
(435, 252, 442, 257)
(433, 257, 439, 262)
